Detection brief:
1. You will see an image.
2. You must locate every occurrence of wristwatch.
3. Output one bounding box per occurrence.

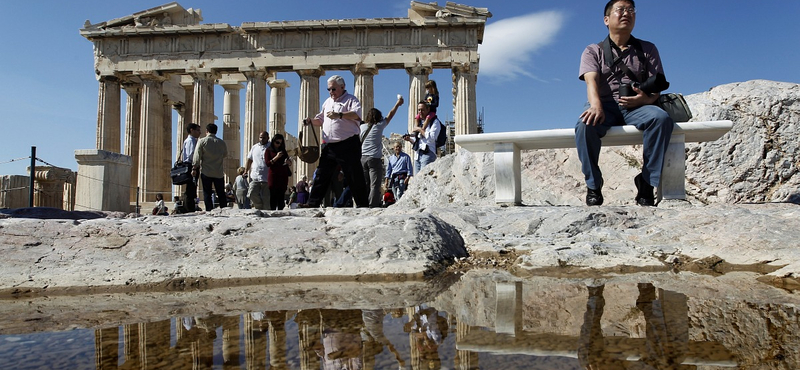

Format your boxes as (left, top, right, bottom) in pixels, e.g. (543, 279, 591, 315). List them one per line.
(338, 112, 343, 119)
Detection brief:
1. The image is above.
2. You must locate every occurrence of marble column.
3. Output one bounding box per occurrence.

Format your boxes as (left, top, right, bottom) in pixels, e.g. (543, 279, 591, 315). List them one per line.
(181, 77, 195, 124)
(268, 79, 290, 137)
(296, 68, 324, 181)
(94, 327, 119, 370)
(172, 102, 186, 196)
(453, 63, 478, 138)
(406, 65, 431, 160)
(221, 82, 243, 183)
(96, 76, 121, 153)
(243, 71, 268, 154)
(191, 72, 216, 126)
(455, 321, 480, 370)
(122, 83, 142, 202)
(244, 313, 268, 370)
(222, 316, 241, 368)
(353, 65, 378, 119)
(161, 96, 174, 199)
(138, 75, 169, 202)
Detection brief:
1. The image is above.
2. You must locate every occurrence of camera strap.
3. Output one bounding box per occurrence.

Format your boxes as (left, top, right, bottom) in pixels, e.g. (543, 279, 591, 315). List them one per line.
(600, 35, 648, 84)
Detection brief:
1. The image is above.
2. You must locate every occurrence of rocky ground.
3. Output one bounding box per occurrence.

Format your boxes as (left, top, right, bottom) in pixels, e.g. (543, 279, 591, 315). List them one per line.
(0, 80, 798, 297)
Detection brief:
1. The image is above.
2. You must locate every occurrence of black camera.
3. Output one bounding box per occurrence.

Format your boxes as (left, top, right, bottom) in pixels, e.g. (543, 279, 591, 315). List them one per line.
(620, 73, 670, 97)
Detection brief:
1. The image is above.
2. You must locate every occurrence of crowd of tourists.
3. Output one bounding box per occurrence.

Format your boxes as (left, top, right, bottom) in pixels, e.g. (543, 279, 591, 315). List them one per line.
(166, 75, 443, 214)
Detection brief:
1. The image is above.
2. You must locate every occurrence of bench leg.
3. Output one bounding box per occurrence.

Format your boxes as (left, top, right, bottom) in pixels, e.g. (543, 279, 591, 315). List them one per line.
(494, 143, 522, 205)
(660, 134, 686, 200)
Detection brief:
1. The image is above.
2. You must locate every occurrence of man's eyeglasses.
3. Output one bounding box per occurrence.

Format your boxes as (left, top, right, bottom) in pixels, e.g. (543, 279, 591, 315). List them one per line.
(612, 6, 636, 16)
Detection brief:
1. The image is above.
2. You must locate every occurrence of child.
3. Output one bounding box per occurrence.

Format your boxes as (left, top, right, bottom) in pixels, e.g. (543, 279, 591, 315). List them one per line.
(153, 193, 169, 215)
(415, 80, 439, 132)
(382, 188, 396, 207)
(171, 196, 183, 215)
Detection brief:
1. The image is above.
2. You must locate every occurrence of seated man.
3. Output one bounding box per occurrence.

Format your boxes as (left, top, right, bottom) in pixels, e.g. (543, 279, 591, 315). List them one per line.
(575, 0, 673, 207)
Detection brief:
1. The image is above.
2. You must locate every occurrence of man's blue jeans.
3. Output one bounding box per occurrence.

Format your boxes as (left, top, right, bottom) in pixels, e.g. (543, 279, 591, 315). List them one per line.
(390, 176, 407, 200)
(414, 148, 437, 174)
(575, 101, 674, 190)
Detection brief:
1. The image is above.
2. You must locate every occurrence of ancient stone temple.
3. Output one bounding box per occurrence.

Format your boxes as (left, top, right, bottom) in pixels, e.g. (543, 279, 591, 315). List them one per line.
(80, 1, 490, 203)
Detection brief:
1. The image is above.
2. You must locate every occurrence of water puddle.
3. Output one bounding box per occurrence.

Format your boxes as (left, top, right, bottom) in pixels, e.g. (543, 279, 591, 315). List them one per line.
(0, 270, 798, 369)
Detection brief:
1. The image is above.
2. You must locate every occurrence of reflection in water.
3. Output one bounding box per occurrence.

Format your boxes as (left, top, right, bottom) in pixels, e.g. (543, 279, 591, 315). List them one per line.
(578, 283, 695, 369)
(6, 273, 796, 369)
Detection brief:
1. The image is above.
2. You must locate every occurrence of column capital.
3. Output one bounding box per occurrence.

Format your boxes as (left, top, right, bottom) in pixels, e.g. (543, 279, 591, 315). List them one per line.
(268, 79, 291, 89)
(188, 70, 220, 81)
(97, 75, 120, 83)
(296, 68, 325, 79)
(242, 70, 270, 80)
(405, 64, 433, 76)
(452, 62, 478, 75)
(220, 82, 245, 90)
(134, 71, 170, 82)
(121, 82, 141, 94)
(352, 64, 379, 76)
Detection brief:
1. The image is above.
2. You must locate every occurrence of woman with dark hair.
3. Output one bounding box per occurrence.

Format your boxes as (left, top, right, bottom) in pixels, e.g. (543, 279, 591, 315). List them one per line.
(361, 95, 403, 207)
(265, 133, 291, 210)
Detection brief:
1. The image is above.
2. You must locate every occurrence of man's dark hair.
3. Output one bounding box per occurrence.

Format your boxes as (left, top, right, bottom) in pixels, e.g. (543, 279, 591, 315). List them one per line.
(604, 0, 635, 16)
(186, 123, 200, 133)
(206, 123, 218, 134)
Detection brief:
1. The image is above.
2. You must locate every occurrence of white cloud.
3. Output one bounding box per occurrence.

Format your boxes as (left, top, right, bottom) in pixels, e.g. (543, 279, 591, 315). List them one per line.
(479, 11, 566, 81)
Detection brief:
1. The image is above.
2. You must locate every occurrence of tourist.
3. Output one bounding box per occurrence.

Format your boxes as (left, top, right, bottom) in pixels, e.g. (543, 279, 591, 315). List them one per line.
(153, 193, 169, 215)
(382, 188, 395, 207)
(180, 123, 201, 212)
(245, 131, 270, 210)
(300, 75, 369, 208)
(361, 96, 404, 207)
(403, 101, 441, 173)
(575, 0, 673, 206)
(416, 80, 439, 134)
(192, 123, 228, 211)
(287, 186, 297, 208)
(265, 133, 291, 210)
(224, 183, 235, 207)
(233, 166, 249, 209)
(171, 196, 183, 215)
(296, 175, 309, 205)
(384, 142, 412, 200)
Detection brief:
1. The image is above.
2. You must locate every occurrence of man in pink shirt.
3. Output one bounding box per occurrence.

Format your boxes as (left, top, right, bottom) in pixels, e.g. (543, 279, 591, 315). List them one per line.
(302, 75, 369, 208)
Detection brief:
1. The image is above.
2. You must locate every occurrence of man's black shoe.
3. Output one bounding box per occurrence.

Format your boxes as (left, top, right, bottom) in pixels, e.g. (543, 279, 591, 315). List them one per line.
(586, 188, 604, 206)
(634, 174, 655, 206)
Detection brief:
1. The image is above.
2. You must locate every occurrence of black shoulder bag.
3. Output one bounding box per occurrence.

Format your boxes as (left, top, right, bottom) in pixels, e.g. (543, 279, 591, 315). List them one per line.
(600, 36, 692, 122)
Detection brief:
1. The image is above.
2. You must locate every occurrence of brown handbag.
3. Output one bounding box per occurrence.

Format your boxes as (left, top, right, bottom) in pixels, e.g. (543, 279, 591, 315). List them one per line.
(298, 122, 320, 163)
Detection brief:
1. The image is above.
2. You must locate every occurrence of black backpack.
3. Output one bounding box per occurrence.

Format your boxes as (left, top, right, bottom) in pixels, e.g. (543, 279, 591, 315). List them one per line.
(435, 120, 447, 148)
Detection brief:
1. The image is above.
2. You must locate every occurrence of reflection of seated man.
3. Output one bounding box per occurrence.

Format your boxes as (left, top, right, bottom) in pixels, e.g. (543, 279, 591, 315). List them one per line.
(316, 309, 365, 370)
(404, 306, 447, 370)
(577, 285, 627, 369)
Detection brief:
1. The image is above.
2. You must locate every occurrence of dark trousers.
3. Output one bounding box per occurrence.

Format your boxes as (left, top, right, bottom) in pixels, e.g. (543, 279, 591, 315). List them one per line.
(200, 174, 227, 211)
(183, 179, 197, 212)
(575, 101, 674, 190)
(269, 185, 287, 210)
(307, 135, 368, 207)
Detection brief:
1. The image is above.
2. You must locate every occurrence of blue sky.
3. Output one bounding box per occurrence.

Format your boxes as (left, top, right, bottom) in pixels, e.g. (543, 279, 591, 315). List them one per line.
(1, 0, 798, 176)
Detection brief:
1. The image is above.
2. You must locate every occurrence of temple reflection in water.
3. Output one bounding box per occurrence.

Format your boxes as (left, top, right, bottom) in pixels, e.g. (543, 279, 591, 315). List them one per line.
(87, 280, 738, 369)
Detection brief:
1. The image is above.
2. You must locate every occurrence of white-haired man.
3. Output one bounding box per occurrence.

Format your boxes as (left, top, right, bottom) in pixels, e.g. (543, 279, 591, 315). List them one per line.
(302, 75, 369, 208)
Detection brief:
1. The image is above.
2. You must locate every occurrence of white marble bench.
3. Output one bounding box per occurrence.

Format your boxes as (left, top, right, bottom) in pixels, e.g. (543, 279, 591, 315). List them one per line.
(454, 121, 734, 205)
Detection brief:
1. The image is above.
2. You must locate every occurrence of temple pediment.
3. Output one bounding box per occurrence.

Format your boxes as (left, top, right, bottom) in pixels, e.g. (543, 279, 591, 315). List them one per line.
(82, 2, 202, 31)
(409, 1, 492, 22)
